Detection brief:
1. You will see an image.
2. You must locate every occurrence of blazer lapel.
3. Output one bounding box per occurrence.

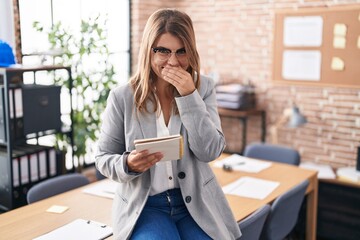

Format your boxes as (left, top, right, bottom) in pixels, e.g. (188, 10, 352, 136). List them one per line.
(137, 101, 157, 139)
(168, 112, 182, 135)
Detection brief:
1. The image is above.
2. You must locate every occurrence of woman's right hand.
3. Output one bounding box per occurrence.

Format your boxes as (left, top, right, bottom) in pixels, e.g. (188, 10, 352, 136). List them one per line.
(127, 150, 163, 172)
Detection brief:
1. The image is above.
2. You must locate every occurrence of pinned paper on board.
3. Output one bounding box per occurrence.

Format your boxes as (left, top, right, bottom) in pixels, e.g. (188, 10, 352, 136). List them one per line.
(333, 36, 346, 49)
(331, 57, 345, 71)
(274, 6, 360, 87)
(282, 50, 322, 81)
(333, 23, 347, 36)
(283, 16, 323, 47)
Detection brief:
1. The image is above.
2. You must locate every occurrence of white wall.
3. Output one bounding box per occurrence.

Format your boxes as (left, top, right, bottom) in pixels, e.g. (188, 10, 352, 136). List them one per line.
(0, 0, 15, 50)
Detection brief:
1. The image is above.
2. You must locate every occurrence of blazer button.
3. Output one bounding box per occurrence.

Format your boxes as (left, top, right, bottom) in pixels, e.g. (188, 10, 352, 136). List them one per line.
(185, 196, 192, 203)
(178, 172, 186, 179)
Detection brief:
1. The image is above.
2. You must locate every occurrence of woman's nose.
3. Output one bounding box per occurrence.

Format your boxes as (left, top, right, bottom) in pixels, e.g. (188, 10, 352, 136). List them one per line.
(167, 53, 180, 66)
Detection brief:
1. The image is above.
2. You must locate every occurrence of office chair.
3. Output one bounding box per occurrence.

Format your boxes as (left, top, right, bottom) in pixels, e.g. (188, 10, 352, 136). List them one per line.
(27, 173, 90, 204)
(244, 143, 300, 166)
(260, 179, 309, 240)
(96, 168, 106, 180)
(238, 204, 271, 240)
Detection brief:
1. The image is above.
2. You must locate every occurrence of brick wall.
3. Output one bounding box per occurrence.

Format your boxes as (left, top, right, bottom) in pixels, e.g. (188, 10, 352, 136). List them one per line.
(131, 0, 360, 168)
(12, 0, 22, 63)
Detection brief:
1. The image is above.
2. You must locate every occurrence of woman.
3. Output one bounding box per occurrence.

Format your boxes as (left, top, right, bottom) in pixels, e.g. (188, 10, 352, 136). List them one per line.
(95, 8, 241, 240)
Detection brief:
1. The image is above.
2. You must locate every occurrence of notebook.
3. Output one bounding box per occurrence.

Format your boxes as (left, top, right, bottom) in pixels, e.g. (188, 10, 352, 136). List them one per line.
(134, 134, 183, 162)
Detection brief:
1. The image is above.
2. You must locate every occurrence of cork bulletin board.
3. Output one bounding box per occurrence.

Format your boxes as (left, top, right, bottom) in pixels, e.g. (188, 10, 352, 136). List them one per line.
(273, 5, 360, 88)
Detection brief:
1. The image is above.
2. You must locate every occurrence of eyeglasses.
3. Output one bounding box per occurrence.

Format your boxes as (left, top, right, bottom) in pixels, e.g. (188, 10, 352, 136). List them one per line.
(152, 47, 187, 61)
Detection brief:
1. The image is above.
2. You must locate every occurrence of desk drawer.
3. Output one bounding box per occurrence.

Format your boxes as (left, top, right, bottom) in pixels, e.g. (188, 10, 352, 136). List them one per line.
(317, 181, 360, 240)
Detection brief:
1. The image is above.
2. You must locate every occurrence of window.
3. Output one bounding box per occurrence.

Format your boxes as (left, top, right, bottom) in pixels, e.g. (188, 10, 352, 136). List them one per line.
(17, 0, 131, 169)
(18, 0, 130, 84)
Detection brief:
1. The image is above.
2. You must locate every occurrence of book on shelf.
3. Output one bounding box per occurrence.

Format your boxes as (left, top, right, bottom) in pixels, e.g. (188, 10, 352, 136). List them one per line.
(134, 134, 183, 162)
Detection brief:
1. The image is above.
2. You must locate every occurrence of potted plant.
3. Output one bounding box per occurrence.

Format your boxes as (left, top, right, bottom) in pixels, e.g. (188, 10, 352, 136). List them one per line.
(33, 15, 118, 171)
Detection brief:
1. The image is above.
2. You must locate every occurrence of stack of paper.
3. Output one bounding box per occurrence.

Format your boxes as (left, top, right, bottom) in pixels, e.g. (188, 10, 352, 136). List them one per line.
(300, 162, 336, 179)
(215, 83, 256, 110)
(336, 167, 360, 183)
(213, 154, 272, 173)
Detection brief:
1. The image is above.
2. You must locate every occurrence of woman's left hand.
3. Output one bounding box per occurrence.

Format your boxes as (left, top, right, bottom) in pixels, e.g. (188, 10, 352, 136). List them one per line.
(162, 66, 195, 96)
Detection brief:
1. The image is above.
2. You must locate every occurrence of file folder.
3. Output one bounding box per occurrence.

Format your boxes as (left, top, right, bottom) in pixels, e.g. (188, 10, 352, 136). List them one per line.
(49, 149, 56, 176)
(12, 157, 19, 187)
(10, 144, 57, 185)
(0, 85, 25, 143)
(29, 153, 39, 182)
(19, 154, 29, 185)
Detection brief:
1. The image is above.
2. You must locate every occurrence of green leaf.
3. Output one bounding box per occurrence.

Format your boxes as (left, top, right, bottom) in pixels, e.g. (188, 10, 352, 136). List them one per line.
(32, 14, 116, 160)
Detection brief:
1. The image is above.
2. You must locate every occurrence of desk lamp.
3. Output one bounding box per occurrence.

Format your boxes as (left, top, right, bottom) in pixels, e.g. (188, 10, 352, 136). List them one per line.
(270, 105, 307, 144)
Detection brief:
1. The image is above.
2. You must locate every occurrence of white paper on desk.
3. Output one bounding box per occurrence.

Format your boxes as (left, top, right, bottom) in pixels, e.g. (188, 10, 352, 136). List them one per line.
(33, 219, 112, 240)
(213, 154, 272, 173)
(83, 180, 117, 199)
(300, 162, 336, 179)
(223, 177, 280, 200)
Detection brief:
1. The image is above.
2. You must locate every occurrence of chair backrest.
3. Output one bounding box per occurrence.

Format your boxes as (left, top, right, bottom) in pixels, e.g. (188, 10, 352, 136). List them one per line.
(239, 204, 271, 240)
(27, 173, 90, 204)
(96, 168, 106, 180)
(260, 179, 309, 240)
(244, 143, 300, 166)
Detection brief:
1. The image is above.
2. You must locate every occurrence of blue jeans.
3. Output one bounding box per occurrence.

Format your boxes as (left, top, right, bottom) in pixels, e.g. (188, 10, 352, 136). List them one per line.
(130, 188, 211, 240)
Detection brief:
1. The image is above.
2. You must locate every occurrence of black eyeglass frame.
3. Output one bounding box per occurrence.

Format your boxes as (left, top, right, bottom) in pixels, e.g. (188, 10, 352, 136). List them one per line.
(151, 47, 187, 59)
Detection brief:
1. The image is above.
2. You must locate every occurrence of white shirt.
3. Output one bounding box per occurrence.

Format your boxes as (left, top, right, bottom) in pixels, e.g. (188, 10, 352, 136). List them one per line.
(149, 109, 180, 196)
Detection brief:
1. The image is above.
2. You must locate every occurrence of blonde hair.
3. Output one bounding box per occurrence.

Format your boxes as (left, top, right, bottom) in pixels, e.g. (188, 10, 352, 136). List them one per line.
(130, 8, 200, 113)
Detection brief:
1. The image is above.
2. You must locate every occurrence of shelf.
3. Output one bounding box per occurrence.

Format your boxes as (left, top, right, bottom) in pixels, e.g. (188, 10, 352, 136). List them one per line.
(218, 107, 266, 154)
(0, 65, 73, 211)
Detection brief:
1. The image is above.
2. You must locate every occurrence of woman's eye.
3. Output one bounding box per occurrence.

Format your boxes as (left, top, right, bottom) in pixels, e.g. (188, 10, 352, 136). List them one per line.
(177, 49, 186, 55)
(159, 49, 170, 54)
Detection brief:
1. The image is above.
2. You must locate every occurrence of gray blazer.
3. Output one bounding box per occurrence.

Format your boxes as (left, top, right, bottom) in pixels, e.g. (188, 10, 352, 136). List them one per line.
(95, 75, 241, 240)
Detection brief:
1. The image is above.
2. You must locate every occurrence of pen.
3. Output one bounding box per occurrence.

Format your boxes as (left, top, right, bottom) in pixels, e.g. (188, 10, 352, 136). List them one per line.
(223, 162, 245, 172)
